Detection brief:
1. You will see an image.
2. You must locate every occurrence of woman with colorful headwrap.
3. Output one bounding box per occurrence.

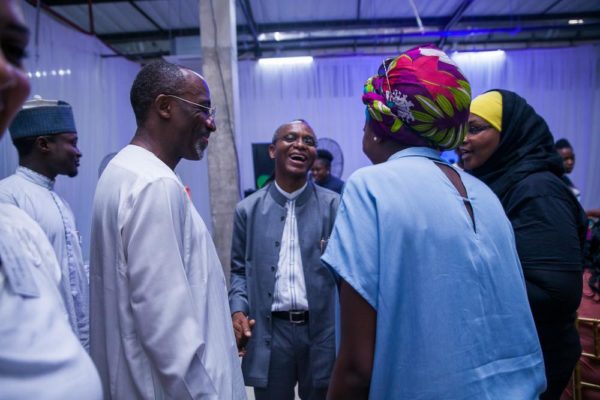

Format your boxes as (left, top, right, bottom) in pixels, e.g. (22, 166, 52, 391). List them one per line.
(460, 90, 587, 400)
(321, 45, 546, 399)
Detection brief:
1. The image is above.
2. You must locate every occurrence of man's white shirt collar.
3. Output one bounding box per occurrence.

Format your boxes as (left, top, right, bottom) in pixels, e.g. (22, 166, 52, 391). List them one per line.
(274, 181, 307, 201)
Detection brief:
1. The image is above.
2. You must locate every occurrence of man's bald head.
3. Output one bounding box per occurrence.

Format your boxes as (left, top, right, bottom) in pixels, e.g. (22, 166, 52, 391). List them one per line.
(130, 60, 191, 126)
(271, 119, 315, 143)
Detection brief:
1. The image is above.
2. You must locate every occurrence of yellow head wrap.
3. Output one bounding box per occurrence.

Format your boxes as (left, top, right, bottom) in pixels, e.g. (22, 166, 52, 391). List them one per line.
(470, 91, 502, 131)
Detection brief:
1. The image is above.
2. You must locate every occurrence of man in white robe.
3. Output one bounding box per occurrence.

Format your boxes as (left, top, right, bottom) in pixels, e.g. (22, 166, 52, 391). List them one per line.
(0, 1, 102, 397)
(0, 205, 103, 400)
(89, 60, 245, 399)
(0, 96, 89, 350)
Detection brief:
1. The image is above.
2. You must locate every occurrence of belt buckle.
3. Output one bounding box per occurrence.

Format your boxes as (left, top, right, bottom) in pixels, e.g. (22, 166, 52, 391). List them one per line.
(289, 310, 306, 324)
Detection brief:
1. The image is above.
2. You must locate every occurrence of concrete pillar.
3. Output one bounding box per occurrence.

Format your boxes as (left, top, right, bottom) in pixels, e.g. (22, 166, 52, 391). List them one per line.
(199, 0, 240, 283)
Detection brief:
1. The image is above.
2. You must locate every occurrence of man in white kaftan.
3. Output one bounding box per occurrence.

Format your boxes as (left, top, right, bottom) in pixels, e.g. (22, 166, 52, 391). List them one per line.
(0, 97, 89, 349)
(89, 61, 245, 399)
(0, 1, 101, 396)
(0, 205, 102, 400)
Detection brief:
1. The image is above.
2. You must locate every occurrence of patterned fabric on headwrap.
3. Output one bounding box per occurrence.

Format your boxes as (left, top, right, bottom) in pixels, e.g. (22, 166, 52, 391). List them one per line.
(362, 44, 472, 150)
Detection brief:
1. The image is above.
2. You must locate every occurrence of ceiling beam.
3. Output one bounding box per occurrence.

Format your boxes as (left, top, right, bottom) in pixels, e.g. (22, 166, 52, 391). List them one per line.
(236, 23, 600, 46)
(101, 49, 169, 61)
(439, 0, 473, 47)
(43, 0, 165, 34)
(30, 0, 132, 58)
(98, 12, 600, 44)
(128, 0, 164, 32)
(99, 28, 199, 43)
(42, 0, 162, 4)
(239, 12, 600, 34)
(28, 0, 90, 34)
(543, 0, 564, 14)
(105, 33, 600, 62)
(238, 35, 600, 56)
(87, 0, 95, 34)
(237, 0, 261, 57)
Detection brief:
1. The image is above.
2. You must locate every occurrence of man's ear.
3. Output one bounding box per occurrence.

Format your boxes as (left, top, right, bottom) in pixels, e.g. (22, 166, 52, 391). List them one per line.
(268, 143, 276, 159)
(36, 136, 52, 154)
(154, 94, 172, 120)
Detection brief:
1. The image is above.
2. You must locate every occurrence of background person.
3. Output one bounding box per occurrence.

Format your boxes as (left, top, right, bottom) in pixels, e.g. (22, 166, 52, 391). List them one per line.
(324, 45, 545, 400)
(310, 149, 344, 194)
(554, 138, 600, 218)
(0, 96, 89, 350)
(462, 89, 587, 399)
(555, 138, 580, 201)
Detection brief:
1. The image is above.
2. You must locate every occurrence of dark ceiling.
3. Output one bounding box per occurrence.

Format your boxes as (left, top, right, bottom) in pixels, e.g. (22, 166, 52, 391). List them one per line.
(30, 0, 600, 62)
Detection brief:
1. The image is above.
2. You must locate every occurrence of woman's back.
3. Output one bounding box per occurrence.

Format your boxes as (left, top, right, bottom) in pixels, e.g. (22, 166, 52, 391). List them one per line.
(324, 147, 546, 399)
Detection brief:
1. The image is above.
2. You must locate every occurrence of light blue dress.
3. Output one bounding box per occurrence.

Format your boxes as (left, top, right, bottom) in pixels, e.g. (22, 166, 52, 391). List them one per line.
(322, 147, 546, 399)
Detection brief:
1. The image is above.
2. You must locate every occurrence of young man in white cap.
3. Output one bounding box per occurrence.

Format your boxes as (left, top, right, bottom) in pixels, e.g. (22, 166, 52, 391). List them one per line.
(0, 95, 89, 350)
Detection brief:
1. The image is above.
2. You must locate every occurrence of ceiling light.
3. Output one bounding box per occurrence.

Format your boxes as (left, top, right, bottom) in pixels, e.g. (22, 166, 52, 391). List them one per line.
(452, 50, 506, 63)
(258, 56, 314, 66)
(568, 19, 584, 25)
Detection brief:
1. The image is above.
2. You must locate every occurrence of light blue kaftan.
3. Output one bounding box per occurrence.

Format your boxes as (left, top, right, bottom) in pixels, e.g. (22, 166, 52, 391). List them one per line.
(0, 204, 101, 399)
(322, 147, 546, 399)
(0, 166, 89, 350)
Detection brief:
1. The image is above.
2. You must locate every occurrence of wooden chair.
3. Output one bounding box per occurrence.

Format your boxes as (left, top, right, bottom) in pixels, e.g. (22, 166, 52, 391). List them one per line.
(573, 317, 600, 400)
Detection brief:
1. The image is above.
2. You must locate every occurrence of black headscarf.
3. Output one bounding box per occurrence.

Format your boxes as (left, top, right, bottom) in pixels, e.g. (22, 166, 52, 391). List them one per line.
(468, 89, 563, 198)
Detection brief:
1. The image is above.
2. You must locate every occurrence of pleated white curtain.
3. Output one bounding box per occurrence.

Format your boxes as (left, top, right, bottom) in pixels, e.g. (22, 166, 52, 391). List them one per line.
(0, 3, 140, 259)
(237, 45, 600, 210)
(2, 3, 599, 263)
(0, 4, 214, 261)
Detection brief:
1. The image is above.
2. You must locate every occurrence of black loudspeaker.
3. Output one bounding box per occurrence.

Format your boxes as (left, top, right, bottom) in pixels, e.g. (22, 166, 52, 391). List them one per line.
(251, 143, 274, 189)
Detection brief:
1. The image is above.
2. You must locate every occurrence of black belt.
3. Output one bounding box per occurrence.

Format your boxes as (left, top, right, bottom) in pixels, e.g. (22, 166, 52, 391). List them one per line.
(272, 310, 309, 324)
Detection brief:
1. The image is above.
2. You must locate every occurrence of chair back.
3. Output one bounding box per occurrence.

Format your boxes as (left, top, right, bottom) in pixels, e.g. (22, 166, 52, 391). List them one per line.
(573, 317, 600, 400)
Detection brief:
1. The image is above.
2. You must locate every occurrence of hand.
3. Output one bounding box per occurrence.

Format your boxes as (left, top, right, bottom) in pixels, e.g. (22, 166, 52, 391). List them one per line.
(232, 311, 255, 357)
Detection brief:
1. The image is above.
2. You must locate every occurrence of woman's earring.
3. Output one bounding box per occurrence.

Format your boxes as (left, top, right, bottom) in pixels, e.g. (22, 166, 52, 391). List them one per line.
(373, 136, 379, 142)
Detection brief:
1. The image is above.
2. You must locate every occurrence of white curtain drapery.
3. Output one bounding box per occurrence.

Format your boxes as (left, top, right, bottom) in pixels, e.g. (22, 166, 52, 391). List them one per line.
(238, 45, 600, 210)
(0, 3, 140, 259)
(0, 4, 213, 260)
(2, 5, 598, 262)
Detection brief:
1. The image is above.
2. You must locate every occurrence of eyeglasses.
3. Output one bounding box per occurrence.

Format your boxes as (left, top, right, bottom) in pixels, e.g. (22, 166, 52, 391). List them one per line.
(275, 133, 317, 147)
(164, 94, 216, 120)
(467, 124, 492, 135)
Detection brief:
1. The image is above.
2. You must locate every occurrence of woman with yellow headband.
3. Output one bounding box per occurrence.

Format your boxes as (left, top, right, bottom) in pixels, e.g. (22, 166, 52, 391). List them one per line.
(461, 90, 587, 400)
(322, 46, 545, 399)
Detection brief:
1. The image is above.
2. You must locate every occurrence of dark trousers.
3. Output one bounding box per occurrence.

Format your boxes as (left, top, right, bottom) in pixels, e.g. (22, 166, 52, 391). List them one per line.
(253, 317, 327, 400)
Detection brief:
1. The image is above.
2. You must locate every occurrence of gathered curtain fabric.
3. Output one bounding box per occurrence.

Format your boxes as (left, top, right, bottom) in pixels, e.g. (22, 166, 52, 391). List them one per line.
(2, 3, 599, 256)
(238, 45, 600, 211)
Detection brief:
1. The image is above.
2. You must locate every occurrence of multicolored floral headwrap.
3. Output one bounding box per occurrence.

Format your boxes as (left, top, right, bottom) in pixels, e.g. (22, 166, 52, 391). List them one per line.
(362, 44, 472, 150)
